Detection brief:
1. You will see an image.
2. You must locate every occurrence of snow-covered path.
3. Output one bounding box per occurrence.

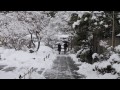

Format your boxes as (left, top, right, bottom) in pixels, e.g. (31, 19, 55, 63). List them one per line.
(43, 55, 84, 79)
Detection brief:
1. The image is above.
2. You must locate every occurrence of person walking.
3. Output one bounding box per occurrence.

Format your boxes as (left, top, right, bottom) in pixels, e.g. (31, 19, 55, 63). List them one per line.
(58, 43, 61, 54)
(64, 42, 68, 54)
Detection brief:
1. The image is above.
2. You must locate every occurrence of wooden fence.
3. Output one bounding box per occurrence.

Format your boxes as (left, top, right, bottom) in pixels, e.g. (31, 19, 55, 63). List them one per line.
(19, 54, 51, 79)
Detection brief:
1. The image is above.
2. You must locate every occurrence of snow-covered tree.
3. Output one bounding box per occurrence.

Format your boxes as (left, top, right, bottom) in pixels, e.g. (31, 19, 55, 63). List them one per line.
(0, 11, 51, 51)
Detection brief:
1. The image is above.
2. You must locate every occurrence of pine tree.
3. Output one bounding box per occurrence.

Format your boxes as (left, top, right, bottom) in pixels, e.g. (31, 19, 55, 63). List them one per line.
(72, 11, 120, 64)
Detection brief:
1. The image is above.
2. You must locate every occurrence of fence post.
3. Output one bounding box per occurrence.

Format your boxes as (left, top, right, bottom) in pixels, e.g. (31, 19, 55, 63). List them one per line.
(24, 73, 25, 79)
(19, 75, 22, 79)
(30, 67, 33, 79)
(19, 67, 34, 79)
(29, 69, 31, 79)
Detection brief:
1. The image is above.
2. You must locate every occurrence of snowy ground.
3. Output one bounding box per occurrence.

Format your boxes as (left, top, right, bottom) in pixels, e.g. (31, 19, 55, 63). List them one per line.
(44, 55, 84, 79)
(0, 42, 57, 79)
(70, 52, 120, 79)
(0, 41, 120, 79)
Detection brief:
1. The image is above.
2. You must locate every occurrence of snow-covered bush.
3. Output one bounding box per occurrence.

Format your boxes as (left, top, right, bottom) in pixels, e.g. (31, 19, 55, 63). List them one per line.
(76, 47, 92, 63)
(0, 11, 52, 51)
(91, 53, 120, 77)
(90, 45, 120, 76)
(93, 61, 115, 75)
(92, 53, 99, 62)
(99, 40, 109, 48)
(115, 45, 120, 53)
(109, 53, 120, 64)
(112, 64, 120, 76)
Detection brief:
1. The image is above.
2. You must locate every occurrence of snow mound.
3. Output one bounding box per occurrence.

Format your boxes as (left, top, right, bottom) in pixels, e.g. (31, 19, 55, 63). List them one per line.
(69, 54, 81, 64)
(115, 45, 120, 52)
(0, 44, 57, 79)
(112, 64, 120, 73)
(99, 40, 109, 48)
(98, 73, 118, 79)
(77, 62, 99, 79)
(97, 61, 111, 69)
(109, 54, 120, 62)
(72, 20, 80, 28)
(92, 53, 99, 59)
(99, 21, 104, 25)
(84, 17, 88, 21)
(104, 25, 108, 28)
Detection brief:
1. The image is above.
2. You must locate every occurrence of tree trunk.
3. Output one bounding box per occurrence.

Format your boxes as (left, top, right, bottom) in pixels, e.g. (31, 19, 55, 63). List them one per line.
(36, 40, 40, 51)
(112, 11, 115, 51)
(93, 33, 97, 53)
(36, 31, 41, 52)
(29, 33, 35, 48)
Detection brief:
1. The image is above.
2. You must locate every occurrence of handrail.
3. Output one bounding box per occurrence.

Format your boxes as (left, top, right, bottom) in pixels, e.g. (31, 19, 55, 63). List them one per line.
(19, 54, 51, 79)
(19, 67, 34, 79)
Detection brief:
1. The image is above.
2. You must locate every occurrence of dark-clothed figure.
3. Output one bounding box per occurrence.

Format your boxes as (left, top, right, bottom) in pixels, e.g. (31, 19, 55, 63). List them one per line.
(64, 42, 68, 54)
(58, 43, 61, 54)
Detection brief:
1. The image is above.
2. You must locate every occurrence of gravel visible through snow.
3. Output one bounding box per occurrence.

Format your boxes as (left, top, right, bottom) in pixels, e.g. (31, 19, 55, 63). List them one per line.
(44, 55, 85, 79)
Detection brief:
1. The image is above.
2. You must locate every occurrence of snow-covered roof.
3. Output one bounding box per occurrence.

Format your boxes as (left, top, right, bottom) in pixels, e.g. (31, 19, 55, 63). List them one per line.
(59, 35, 70, 38)
(116, 33, 120, 37)
(22, 34, 36, 39)
(55, 34, 70, 38)
(118, 20, 120, 24)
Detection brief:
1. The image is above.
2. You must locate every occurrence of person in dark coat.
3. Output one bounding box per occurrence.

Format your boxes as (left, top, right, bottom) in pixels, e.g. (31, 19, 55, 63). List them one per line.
(64, 42, 68, 54)
(58, 43, 61, 54)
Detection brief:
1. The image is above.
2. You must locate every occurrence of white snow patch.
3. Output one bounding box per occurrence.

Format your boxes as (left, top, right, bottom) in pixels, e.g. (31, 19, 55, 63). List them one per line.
(92, 15, 97, 20)
(109, 54, 120, 62)
(103, 15, 106, 18)
(92, 53, 99, 59)
(116, 33, 120, 37)
(97, 61, 111, 69)
(99, 40, 109, 48)
(72, 20, 80, 28)
(98, 73, 118, 79)
(94, 22, 97, 25)
(112, 64, 120, 73)
(115, 45, 120, 52)
(69, 54, 81, 65)
(77, 62, 99, 79)
(84, 17, 88, 21)
(70, 50, 120, 79)
(0, 43, 57, 79)
(104, 25, 108, 28)
(99, 21, 104, 25)
(77, 61, 118, 79)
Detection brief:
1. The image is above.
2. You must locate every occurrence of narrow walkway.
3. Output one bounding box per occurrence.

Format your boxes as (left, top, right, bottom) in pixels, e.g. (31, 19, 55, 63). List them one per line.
(44, 55, 83, 79)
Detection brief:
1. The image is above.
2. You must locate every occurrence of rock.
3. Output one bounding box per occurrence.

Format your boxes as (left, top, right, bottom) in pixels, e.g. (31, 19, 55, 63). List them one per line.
(29, 50, 34, 53)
